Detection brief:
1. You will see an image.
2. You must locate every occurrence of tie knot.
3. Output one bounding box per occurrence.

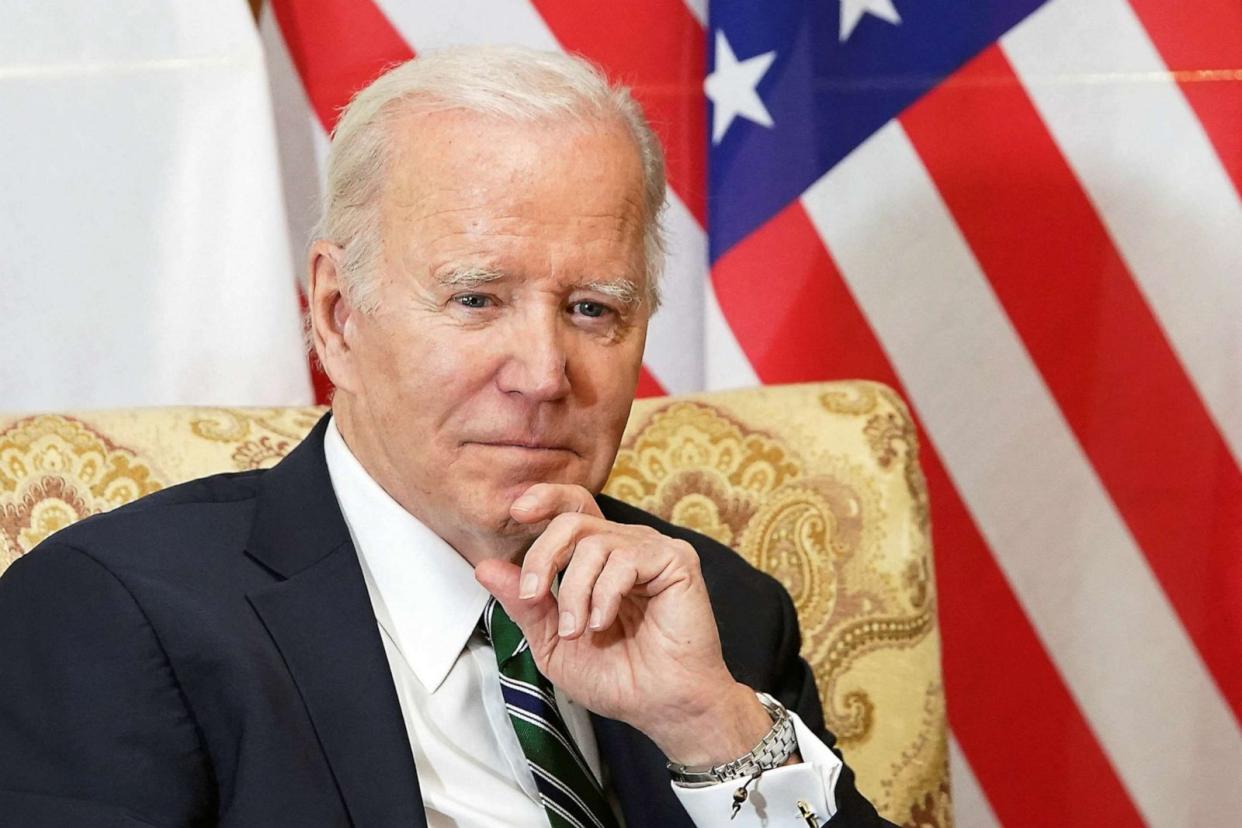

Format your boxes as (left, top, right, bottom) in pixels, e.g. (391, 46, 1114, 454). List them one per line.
(481, 597, 528, 666)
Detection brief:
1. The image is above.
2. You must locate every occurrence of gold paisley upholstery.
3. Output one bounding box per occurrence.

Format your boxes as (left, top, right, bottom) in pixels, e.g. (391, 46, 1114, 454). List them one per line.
(0, 381, 950, 827)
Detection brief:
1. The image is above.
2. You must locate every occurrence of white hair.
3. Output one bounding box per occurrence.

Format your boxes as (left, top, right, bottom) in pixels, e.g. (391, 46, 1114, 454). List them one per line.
(313, 45, 667, 313)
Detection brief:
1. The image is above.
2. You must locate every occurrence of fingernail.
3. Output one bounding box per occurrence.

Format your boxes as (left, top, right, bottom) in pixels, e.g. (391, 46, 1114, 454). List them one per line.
(559, 611, 576, 637)
(512, 495, 537, 512)
(589, 608, 603, 630)
(519, 573, 538, 599)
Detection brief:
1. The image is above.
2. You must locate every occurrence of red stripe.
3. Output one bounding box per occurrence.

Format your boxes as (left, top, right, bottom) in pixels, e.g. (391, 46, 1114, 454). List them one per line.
(1127, 0, 1242, 199)
(635, 365, 667, 399)
(712, 203, 1145, 824)
(709, 203, 885, 382)
(902, 45, 1242, 723)
(270, 0, 414, 133)
(272, 0, 412, 405)
(529, 0, 708, 227)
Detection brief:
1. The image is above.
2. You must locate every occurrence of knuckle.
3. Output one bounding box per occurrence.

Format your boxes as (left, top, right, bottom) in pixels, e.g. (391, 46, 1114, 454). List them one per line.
(573, 535, 608, 559)
(591, 570, 623, 602)
(675, 539, 702, 569)
(609, 545, 637, 566)
(547, 511, 582, 533)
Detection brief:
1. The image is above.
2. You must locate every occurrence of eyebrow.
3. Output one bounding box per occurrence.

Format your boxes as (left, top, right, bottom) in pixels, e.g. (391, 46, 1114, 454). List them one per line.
(584, 278, 641, 308)
(437, 265, 505, 290)
(437, 266, 642, 309)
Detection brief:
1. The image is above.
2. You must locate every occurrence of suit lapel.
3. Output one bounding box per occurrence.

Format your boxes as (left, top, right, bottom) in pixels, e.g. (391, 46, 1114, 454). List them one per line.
(245, 415, 426, 828)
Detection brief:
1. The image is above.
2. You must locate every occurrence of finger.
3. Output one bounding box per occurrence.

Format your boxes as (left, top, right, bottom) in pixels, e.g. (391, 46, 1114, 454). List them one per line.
(517, 512, 610, 601)
(474, 559, 559, 649)
(510, 482, 604, 525)
(589, 536, 701, 632)
(554, 534, 619, 639)
(588, 550, 642, 633)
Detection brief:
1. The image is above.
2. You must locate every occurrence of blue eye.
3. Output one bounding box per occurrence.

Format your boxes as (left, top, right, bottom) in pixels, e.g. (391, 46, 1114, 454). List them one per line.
(573, 301, 609, 318)
(455, 294, 491, 309)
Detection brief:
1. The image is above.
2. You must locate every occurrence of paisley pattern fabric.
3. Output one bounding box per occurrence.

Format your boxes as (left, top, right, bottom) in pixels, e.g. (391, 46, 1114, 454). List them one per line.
(0, 382, 950, 827)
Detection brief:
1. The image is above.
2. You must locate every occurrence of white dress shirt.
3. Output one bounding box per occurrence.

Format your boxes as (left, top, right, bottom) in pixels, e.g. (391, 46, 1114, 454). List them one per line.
(323, 417, 842, 826)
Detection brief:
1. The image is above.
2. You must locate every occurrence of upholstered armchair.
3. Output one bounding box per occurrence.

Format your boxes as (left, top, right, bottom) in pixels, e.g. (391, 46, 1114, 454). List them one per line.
(0, 380, 950, 826)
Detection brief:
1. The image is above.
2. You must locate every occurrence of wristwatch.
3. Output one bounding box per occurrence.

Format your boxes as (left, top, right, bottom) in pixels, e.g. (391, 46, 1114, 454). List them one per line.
(667, 692, 799, 788)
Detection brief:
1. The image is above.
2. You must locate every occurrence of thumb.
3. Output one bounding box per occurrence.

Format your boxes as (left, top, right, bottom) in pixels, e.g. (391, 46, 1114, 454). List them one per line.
(474, 559, 559, 651)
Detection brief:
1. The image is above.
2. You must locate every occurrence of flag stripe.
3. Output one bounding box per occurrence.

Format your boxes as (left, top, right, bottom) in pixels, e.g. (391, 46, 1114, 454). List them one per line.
(901, 43, 1242, 723)
(947, 735, 1000, 828)
(711, 204, 887, 384)
(680, 0, 706, 28)
(634, 366, 667, 399)
(375, 0, 560, 53)
(804, 118, 1242, 825)
(704, 276, 760, 390)
(640, 191, 707, 394)
(1000, 0, 1242, 465)
(1126, 0, 1242, 199)
(712, 200, 1143, 823)
(917, 431, 1146, 825)
(270, 0, 413, 133)
(530, 0, 708, 226)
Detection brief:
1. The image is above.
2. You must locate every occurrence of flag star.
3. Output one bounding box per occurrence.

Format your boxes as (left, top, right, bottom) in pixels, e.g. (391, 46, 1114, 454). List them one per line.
(839, 0, 902, 42)
(705, 30, 777, 144)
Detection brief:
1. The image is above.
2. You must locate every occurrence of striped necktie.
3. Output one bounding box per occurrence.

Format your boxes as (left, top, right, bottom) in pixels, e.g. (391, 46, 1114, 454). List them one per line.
(481, 597, 620, 828)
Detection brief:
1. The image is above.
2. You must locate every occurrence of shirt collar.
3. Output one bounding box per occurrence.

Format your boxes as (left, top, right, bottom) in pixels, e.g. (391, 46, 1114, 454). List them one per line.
(322, 416, 491, 693)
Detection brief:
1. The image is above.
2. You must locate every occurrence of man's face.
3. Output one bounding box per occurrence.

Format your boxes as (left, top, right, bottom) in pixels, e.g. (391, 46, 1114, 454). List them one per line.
(325, 110, 651, 560)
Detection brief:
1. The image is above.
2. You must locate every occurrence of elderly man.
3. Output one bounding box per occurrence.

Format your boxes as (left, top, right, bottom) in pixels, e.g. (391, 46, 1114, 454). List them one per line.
(0, 47, 892, 827)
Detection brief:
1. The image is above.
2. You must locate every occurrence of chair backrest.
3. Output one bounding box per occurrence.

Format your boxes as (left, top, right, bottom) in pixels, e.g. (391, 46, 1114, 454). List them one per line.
(0, 380, 949, 826)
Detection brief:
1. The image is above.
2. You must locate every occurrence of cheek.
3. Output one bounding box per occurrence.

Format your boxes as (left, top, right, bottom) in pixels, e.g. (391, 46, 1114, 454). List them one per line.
(576, 343, 643, 443)
(380, 328, 506, 427)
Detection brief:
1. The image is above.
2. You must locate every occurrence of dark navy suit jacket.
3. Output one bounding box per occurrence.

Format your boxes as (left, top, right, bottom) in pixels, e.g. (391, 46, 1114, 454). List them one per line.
(0, 416, 890, 827)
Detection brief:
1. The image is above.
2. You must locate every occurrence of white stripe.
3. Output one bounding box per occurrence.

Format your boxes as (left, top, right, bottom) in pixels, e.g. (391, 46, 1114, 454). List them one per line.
(948, 734, 1001, 828)
(541, 794, 589, 828)
(704, 276, 761, 390)
(680, 0, 707, 28)
(644, 191, 707, 393)
(258, 6, 325, 289)
(1002, 0, 1242, 462)
(507, 705, 597, 781)
(801, 120, 1242, 826)
(500, 674, 558, 710)
(372, 0, 709, 395)
(509, 705, 591, 764)
(530, 763, 607, 828)
(374, 0, 562, 51)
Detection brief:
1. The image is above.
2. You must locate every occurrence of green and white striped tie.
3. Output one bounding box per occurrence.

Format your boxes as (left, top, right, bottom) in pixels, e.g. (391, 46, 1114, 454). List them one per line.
(482, 597, 620, 828)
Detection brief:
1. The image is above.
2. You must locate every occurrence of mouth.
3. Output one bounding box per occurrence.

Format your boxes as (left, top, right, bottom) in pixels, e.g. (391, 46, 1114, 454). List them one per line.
(467, 440, 578, 455)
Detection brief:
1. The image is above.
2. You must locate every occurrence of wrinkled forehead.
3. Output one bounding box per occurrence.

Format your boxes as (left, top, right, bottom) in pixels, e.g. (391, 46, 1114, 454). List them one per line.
(379, 108, 647, 221)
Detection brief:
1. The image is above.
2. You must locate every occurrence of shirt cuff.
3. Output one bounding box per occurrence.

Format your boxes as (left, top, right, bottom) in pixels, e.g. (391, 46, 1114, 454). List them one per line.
(670, 709, 842, 826)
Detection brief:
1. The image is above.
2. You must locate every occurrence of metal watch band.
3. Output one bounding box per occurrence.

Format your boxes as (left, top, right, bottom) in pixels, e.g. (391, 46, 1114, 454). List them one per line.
(667, 692, 799, 788)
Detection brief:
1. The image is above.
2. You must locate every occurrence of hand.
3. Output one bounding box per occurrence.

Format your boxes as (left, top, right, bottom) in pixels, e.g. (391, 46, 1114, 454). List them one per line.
(473, 483, 774, 767)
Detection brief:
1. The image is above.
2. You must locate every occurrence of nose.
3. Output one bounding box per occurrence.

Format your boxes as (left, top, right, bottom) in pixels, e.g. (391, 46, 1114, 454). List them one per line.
(495, 313, 571, 402)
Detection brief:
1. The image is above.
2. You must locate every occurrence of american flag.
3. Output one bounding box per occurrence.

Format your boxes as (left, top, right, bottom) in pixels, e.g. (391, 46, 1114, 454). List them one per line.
(262, 1, 1242, 824)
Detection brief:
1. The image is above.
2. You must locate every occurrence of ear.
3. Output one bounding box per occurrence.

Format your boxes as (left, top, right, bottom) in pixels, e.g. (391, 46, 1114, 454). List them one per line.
(307, 240, 360, 393)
